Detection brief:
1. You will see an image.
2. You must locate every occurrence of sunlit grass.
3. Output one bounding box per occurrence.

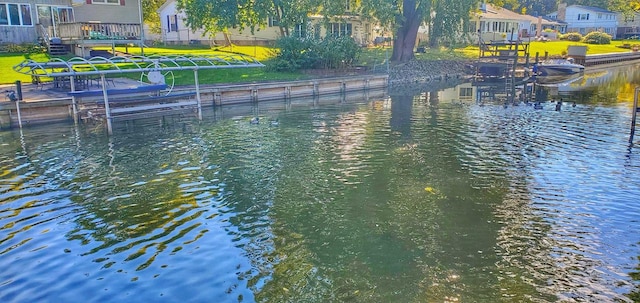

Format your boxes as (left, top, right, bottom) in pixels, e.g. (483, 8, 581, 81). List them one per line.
(3, 40, 639, 84)
(94, 44, 277, 61)
(462, 40, 635, 58)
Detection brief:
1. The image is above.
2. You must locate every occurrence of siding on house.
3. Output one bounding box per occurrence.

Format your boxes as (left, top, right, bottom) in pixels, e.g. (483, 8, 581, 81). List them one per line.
(548, 5, 618, 38)
(617, 12, 640, 38)
(0, 0, 140, 44)
(1, 0, 70, 43)
(157, 0, 280, 45)
(72, 0, 140, 24)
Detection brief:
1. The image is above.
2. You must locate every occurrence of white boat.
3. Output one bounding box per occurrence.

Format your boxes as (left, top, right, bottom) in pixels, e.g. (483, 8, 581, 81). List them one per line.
(534, 58, 585, 76)
(535, 73, 584, 87)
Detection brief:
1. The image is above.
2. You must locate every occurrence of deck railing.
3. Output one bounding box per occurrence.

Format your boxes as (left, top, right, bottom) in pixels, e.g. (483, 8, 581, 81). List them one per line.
(56, 22, 142, 41)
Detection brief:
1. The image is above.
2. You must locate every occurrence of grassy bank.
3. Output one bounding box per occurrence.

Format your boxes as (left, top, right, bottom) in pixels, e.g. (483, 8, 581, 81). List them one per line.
(1, 40, 638, 85)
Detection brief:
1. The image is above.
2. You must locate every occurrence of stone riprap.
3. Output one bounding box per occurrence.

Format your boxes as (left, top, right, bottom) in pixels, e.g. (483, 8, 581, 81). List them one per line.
(388, 60, 473, 83)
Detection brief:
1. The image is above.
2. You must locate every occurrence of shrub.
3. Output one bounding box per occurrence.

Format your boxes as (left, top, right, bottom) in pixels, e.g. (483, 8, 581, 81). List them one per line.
(267, 35, 361, 72)
(560, 32, 582, 41)
(582, 32, 611, 44)
(1, 43, 46, 53)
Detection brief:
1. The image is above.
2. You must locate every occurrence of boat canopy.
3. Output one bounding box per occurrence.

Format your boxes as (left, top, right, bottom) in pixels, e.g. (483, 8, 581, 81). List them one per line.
(13, 54, 265, 78)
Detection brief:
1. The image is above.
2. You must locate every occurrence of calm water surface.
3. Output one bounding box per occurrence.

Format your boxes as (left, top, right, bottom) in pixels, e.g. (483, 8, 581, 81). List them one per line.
(1, 64, 640, 302)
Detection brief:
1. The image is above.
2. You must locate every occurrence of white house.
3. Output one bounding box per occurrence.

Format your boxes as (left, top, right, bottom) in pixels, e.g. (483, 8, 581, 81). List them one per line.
(156, 0, 281, 45)
(617, 11, 640, 39)
(547, 3, 618, 38)
(469, 3, 539, 42)
(156, 0, 380, 46)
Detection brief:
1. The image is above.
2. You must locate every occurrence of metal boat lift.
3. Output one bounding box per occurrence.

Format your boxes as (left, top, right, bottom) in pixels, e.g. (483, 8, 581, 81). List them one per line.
(13, 54, 265, 134)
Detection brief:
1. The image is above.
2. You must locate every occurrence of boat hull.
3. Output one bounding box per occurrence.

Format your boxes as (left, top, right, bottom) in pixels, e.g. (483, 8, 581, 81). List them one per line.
(536, 64, 584, 76)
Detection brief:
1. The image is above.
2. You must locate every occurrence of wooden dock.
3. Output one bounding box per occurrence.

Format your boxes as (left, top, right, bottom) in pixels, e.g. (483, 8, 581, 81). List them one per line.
(576, 51, 640, 66)
(0, 75, 388, 129)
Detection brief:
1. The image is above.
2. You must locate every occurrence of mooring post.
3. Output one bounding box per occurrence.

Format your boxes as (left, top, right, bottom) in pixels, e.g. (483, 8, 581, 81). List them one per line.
(15, 99, 22, 129)
(630, 86, 639, 143)
(100, 74, 113, 135)
(69, 75, 78, 124)
(194, 69, 202, 120)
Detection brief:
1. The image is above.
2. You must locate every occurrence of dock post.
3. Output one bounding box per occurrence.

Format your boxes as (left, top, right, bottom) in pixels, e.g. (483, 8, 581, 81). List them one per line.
(69, 75, 78, 124)
(631, 86, 639, 143)
(194, 69, 202, 120)
(100, 74, 113, 135)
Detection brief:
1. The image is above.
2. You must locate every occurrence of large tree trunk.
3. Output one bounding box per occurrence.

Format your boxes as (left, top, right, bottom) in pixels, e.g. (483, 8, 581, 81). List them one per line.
(391, 0, 422, 63)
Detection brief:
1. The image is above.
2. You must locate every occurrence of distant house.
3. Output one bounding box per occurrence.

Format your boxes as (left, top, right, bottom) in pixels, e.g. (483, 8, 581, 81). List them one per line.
(155, 0, 380, 46)
(617, 11, 640, 39)
(521, 15, 566, 38)
(156, 0, 280, 46)
(547, 3, 618, 38)
(469, 3, 534, 42)
(0, 0, 143, 56)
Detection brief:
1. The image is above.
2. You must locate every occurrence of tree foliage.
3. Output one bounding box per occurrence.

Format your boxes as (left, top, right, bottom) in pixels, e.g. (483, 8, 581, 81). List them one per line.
(359, 0, 478, 62)
(142, 0, 165, 34)
(174, 0, 346, 38)
(176, 0, 274, 36)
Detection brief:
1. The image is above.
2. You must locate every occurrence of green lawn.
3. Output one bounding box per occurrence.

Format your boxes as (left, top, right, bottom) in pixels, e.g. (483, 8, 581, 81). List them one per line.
(0, 45, 303, 85)
(461, 40, 637, 59)
(2, 40, 639, 85)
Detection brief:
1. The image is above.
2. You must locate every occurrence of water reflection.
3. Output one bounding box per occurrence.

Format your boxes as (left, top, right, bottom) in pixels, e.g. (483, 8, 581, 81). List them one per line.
(1, 63, 640, 302)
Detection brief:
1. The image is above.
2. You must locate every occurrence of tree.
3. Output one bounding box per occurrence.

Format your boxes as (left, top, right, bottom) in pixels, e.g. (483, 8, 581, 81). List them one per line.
(177, 0, 274, 36)
(175, 0, 330, 39)
(142, 0, 165, 34)
(360, 0, 479, 62)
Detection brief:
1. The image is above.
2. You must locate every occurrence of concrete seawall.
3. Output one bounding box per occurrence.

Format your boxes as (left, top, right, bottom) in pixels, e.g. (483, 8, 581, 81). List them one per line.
(0, 74, 388, 129)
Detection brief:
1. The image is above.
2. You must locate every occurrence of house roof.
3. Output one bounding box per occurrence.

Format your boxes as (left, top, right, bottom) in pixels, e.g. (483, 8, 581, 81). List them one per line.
(477, 4, 562, 26)
(549, 5, 617, 16)
(570, 5, 616, 14)
(478, 3, 528, 21)
(157, 0, 175, 14)
(520, 14, 563, 26)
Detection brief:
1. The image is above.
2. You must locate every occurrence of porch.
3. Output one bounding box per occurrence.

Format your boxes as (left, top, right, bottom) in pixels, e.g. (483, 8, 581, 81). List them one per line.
(55, 22, 142, 45)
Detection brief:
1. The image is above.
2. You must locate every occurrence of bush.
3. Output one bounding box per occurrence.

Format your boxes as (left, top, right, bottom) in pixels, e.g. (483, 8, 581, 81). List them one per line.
(0, 43, 46, 53)
(560, 32, 583, 42)
(582, 32, 611, 44)
(267, 35, 361, 72)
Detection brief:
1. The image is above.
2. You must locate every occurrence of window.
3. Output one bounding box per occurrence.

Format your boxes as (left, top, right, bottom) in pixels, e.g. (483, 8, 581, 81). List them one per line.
(268, 16, 279, 27)
(598, 13, 602, 19)
(0, 3, 33, 26)
(293, 23, 306, 38)
(459, 87, 473, 99)
(57, 7, 74, 23)
(345, 0, 351, 11)
(167, 15, 178, 32)
(329, 23, 352, 37)
(36, 6, 74, 27)
(578, 13, 589, 20)
(91, 0, 120, 4)
(21, 5, 32, 25)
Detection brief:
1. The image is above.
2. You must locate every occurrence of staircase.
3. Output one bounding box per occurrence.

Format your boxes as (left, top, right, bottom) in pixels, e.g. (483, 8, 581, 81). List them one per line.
(48, 38, 69, 56)
(37, 24, 69, 56)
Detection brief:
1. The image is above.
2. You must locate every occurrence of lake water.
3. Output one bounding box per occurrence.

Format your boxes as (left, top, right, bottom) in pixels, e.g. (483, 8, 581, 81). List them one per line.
(1, 63, 640, 302)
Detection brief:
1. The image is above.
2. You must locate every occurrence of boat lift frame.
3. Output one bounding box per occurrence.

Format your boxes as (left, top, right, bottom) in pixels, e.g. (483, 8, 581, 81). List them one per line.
(13, 54, 265, 134)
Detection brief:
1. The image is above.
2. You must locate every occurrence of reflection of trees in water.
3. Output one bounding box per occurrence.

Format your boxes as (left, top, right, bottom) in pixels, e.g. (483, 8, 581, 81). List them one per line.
(628, 256, 640, 301)
(540, 63, 640, 104)
(66, 129, 215, 273)
(253, 100, 512, 302)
